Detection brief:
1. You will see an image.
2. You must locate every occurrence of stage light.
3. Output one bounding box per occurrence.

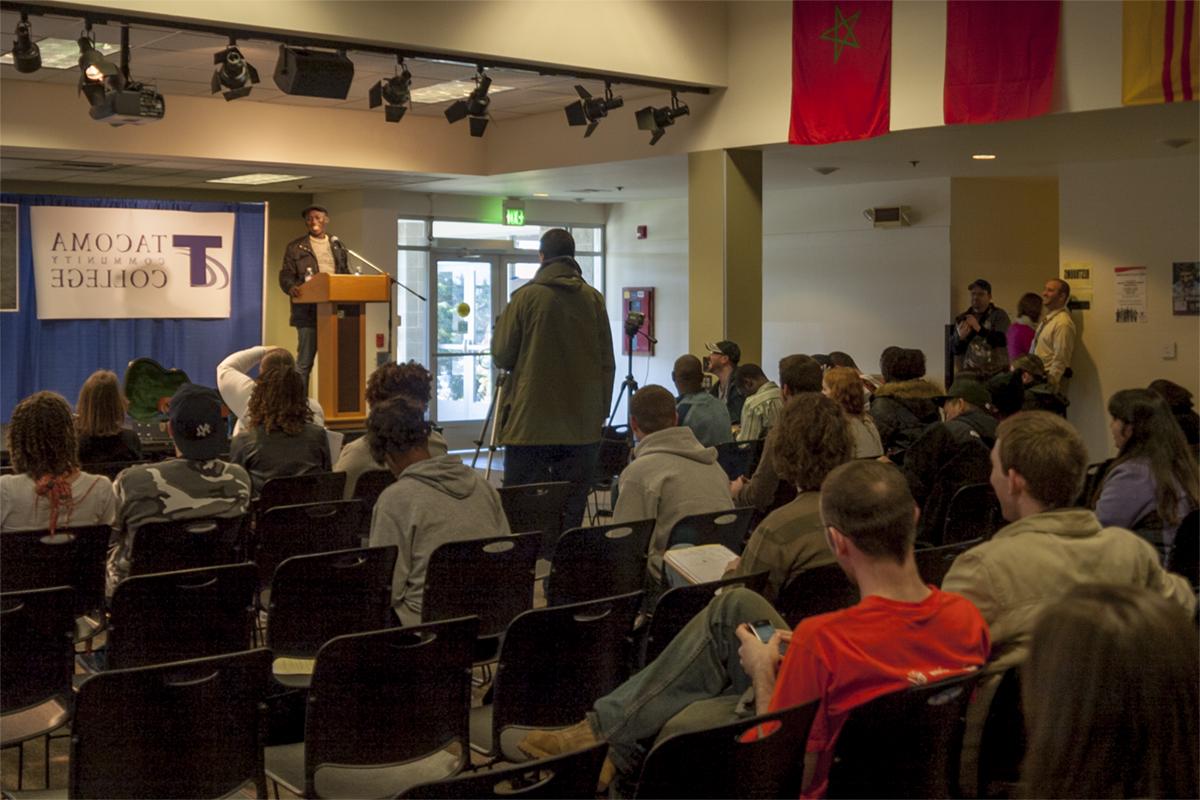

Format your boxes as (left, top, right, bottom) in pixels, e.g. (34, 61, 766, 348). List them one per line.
(635, 91, 689, 146)
(445, 67, 492, 137)
(564, 81, 623, 138)
(79, 25, 164, 126)
(369, 58, 411, 123)
(11, 14, 41, 73)
(77, 28, 121, 108)
(212, 39, 260, 101)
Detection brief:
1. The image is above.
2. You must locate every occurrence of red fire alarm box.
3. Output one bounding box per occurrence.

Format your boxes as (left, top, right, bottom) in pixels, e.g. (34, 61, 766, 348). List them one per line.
(621, 287, 655, 356)
(636, 225, 648, 239)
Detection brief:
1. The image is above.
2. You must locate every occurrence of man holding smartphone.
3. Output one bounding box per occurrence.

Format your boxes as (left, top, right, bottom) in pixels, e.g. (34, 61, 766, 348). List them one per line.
(520, 461, 990, 797)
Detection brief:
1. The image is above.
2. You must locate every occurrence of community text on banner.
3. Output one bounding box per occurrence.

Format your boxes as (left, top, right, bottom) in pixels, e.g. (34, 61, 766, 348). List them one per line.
(30, 206, 235, 320)
(1122, 0, 1198, 105)
(944, 0, 1060, 125)
(788, 0, 892, 146)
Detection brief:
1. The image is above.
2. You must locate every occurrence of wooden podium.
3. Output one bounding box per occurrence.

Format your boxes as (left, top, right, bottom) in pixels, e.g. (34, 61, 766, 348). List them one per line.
(294, 273, 390, 429)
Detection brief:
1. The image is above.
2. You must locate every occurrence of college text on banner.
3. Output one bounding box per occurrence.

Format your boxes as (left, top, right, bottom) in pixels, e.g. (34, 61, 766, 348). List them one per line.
(30, 206, 235, 319)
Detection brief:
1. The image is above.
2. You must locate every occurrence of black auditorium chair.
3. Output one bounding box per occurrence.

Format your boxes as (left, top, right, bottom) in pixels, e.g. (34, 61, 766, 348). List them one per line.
(0, 524, 110, 641)
(546, 518, 653, 607)
(257, 471, 346, 516)
(638, 571, 769, 668)
(774, 562, 859, 629)
(401, 741, 609, 800)
(127, 515, 247, 576)
(942, 483, 1003, 545)
(716, 439, 765, 481)
(253, 500, 364, 595)
(914, 539, 983, 588)
(497, 481, 574, 559)
(665, 507, 756, 554)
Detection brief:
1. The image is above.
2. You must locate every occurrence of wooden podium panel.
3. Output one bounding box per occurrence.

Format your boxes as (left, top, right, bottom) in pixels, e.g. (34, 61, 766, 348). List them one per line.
(294, 274, 390, 427)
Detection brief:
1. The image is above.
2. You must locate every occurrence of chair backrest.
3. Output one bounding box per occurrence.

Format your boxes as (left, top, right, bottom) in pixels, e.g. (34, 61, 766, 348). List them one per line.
(593, 427, 632, 482)
(976, 667, 1026, 800)
(826, 670, 983, 799)
(304, 618, 479, 798)
(423, 532, 540, 638)
(128, 515, 247, 576)
(258, 471, 347, 514)
(1076, 459, 1111, 507)
(546, 518, 654, 607)
(640, 571, 769, 667)
(350, 468, 396, 511)
(1168, 508, 1199, 586)
(70, 649, 270, 799)
(665, 507, 756, 555)
(267, 545, 398, 658)
(0, 585, 76, 714)
(107, 563, 257, 670)
(401, 741, 608, 800)
(253, 500, 364, 589)
(0, 525, 110, 617)
(491, 591, 642, 745)
(942, 483, 1003, 545)
(715, 439, 764, 481)
(497, 481, 573, 557)
(914, 539, 984, 588)
(634, 699, 820, 799)
(774, 562, 859, 629)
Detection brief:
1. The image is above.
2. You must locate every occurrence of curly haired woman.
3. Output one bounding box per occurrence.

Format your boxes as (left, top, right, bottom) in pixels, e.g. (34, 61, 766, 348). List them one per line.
(229, 365, 329, 494)
(1, 391, 116, 533)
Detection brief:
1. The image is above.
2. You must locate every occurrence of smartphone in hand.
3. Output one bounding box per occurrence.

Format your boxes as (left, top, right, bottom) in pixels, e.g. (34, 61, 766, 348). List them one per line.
(749, 619, 790, 654)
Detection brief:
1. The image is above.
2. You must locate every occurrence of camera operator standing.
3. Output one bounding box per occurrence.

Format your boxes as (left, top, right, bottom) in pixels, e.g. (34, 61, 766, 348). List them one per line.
(493, 228, 615, 530)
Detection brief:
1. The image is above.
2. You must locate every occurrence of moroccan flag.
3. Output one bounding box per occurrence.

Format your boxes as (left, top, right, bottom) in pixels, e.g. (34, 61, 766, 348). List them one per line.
(789, 0, 892, 145)
(944, 0, 1060, 125)
(1122, 0, 1198, 105)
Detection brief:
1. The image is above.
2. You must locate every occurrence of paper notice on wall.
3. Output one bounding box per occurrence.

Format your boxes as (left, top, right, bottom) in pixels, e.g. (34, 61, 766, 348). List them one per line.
(1061, 262, 1093, 307)
(1173, 262, 1199, 316)
(1113, 266, 1147, 323)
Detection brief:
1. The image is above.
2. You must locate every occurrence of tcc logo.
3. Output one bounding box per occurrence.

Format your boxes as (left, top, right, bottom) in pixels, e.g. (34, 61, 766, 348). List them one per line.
(173, 235, 230, 289)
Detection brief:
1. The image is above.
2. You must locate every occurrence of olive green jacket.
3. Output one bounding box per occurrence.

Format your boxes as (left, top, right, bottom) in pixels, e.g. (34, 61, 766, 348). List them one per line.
(493, 257, 615, 446)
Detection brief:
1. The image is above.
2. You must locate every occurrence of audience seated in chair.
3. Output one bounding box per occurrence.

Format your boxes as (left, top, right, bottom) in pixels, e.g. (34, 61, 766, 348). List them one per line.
(822, 367, 882, 459)
(724, 393, 852, 604)
(672, 354, 732, 448)
(75, 369, 143, 465)
(1021, 583, 1199, 799)
(519, 460, 989, 798)
(107, 384, 251, 594)
(334, 360, 449, 499)
(611, 384, 733, 586)
(367, 395, 510, 625)
(735, 363, 783, 443)
(229, 364, 330, 494)
(868, 346, 942, 456)
(1090, 388, 1198, 559)
(1148, 377, 1199, 447)
(731, 354, 822, 514)
(1011, 353, 1068, 417)
(1, 391, 115, 534)
(217, 344, 325, 436)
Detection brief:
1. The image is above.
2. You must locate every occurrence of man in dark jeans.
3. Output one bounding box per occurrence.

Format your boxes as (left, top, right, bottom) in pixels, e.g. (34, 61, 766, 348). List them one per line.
(493, 228, 615, 530)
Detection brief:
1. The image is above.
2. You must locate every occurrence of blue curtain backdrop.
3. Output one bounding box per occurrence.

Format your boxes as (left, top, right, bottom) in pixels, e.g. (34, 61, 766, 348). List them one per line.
(0, 195, 265, 421)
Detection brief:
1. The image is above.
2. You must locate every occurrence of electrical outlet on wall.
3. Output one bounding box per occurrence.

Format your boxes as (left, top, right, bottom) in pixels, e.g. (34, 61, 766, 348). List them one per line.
(1161, 342, 1177, 360)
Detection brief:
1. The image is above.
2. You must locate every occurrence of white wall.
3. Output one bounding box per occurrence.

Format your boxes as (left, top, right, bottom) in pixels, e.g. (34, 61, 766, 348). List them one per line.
(1059, 156, 1200, 459)
(604, 198, 689, 423)
(762, 176, 953, 384)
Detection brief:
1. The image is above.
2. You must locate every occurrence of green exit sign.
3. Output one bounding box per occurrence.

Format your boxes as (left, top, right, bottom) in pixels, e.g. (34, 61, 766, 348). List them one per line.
(504, 208, 525, 226)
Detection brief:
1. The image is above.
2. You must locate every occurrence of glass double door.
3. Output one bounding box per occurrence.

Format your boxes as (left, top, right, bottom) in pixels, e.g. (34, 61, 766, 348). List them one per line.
(431, 254, 540, 448)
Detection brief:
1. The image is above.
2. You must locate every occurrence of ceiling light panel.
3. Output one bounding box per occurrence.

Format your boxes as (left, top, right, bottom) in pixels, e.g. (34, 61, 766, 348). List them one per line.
(1, 37, 117, 69)
(206, 173, 309, 185)
(410, 79, 513, 104)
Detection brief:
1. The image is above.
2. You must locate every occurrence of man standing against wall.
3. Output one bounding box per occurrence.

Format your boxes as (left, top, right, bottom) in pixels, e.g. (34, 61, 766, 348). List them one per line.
(493, 228, 615, 530)
(279, 205, 350, 391)
(951, 278, 1011, 376)
(1032, 278, 1076, 392)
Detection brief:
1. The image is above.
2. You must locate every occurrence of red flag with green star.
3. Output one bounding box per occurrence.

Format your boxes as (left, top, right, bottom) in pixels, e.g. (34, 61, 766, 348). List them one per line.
(789, 0, 892, 145)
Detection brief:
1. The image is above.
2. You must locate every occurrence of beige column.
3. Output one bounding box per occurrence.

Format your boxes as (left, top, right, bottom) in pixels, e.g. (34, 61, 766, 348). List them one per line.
(687, 149, 763, 364)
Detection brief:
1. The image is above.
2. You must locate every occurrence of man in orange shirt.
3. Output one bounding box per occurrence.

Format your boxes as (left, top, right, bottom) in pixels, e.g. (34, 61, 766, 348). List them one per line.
(521, 461, 990, 796)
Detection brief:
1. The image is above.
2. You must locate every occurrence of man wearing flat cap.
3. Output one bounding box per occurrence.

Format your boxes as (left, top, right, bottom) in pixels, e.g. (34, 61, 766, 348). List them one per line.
(280, 205, 350, 390)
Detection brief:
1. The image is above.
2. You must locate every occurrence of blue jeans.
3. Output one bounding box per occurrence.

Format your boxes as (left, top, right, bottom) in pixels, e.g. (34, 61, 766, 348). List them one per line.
(589, 588, 785, 776)
(296, 326, 316, 391)
(503, 442, 600, 532)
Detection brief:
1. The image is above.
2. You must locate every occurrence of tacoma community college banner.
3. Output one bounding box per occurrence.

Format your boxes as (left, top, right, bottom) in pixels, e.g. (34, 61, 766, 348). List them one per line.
(30, 205, 236, 319)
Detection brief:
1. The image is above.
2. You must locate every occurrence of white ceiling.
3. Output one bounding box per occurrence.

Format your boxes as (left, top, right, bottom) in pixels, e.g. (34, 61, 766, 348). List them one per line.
(0, 8, 665, 121)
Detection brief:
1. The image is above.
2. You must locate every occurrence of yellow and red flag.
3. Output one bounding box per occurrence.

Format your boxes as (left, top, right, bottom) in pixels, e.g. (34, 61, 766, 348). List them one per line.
(1122, 0, 1199, 105)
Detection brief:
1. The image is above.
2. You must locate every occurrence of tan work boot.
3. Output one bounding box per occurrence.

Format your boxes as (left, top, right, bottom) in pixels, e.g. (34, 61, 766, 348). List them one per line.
(518, 719, 598, 759)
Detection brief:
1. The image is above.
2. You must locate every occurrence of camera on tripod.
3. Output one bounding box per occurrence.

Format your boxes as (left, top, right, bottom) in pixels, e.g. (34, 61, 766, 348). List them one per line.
(623, 311, 645, 338)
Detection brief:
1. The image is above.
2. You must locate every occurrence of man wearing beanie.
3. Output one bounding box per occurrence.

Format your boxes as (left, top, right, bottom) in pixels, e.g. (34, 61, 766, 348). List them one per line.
(107, 383, 251, 594)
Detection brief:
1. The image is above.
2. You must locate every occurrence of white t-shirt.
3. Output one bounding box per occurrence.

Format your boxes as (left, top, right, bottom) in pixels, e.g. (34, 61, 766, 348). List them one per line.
(309, 235, 335, 274)
(0, 471, 117, 532)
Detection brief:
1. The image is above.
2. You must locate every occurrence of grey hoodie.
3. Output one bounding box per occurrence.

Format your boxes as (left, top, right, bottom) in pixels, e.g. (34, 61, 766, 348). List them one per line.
(612, 426, 735, 582)
(368, 455, 511, 625)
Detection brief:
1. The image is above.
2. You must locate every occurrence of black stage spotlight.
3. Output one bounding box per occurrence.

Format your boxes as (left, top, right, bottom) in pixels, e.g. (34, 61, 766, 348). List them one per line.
(445, 67, 492, 137)
(77, 27, 120, 107)
(212, 39, 260, 101)
(564, 81, 623, 138)
(11, 13, 41, 73)
(369, 59, 411, 123)
(80, 25, 164, 126)
(635, 91, 689, 146)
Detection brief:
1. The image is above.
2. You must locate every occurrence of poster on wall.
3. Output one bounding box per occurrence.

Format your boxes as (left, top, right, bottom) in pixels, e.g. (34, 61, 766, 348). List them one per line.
(1113, 266, 1147, 324)
(29, 206, 235, 319)
(1061, 262, 1093, 308)
(1173, 262, 1199, 316)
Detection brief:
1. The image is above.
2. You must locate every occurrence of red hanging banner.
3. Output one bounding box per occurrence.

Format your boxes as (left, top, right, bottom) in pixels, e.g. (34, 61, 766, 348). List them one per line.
(788, 0, 893, 146)
(944, 0, 1061, 125)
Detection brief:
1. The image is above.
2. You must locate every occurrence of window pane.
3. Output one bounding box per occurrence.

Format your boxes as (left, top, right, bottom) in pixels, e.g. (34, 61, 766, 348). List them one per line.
(570, 226, 600, 252)
(398, 218, 427, 247)
(436, 355, 492, 420)
(575, 255, 602, 288)
(436, 260, 491, 352)
(396, 250, 428, 365)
